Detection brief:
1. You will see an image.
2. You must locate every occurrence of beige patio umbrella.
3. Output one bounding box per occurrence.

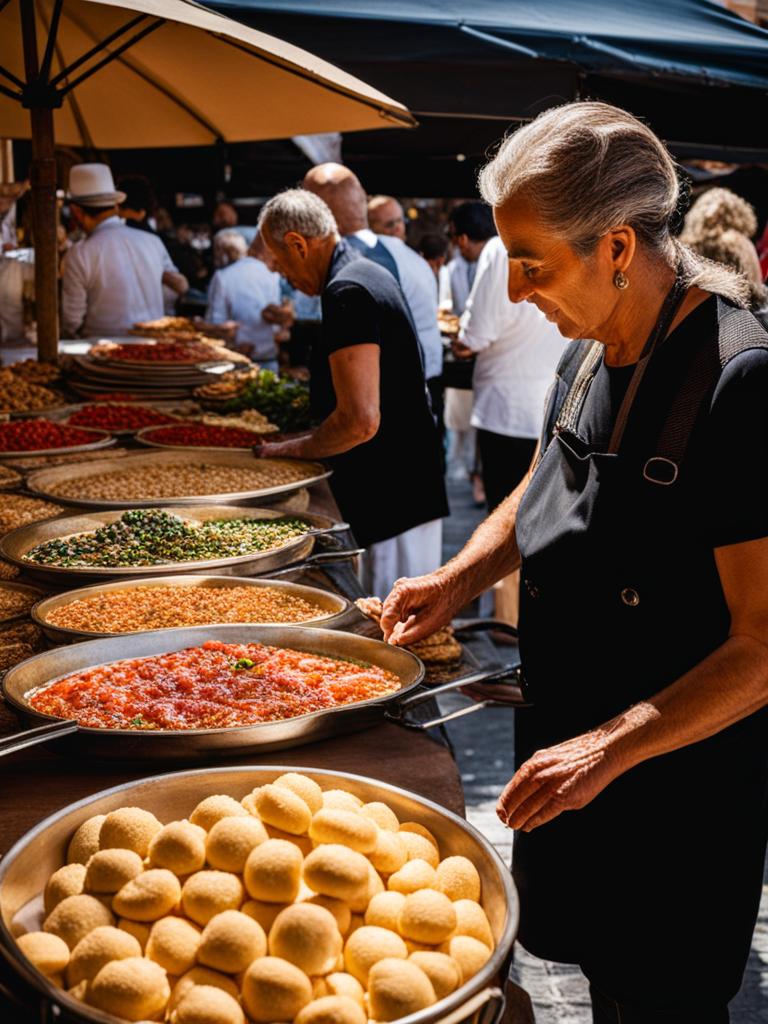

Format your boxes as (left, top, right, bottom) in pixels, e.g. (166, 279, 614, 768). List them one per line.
(0, 0, 415, 360)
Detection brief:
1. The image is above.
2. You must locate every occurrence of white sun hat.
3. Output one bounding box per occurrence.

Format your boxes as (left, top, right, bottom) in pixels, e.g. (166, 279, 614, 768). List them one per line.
(68, 163, 126, 207)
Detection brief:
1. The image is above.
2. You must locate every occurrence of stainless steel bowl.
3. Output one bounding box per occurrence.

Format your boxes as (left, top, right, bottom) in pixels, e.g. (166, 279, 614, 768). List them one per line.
(0, 766, 518, 1024)
(32, 573, 354, 643)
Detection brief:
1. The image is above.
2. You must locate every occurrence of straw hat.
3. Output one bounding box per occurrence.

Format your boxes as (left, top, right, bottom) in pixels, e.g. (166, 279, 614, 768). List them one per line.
(68, 163, 126, 207)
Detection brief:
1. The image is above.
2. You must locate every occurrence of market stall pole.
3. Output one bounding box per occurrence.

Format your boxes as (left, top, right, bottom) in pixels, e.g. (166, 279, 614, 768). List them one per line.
(0, 0, 416, 364)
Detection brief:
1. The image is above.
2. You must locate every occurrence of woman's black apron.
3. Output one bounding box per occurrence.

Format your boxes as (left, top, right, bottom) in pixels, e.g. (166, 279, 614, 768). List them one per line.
(513, 295, 768, 1009)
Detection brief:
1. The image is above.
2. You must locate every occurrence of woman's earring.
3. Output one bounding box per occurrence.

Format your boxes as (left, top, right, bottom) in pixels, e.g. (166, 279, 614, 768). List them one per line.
(613, 270, 629, 290)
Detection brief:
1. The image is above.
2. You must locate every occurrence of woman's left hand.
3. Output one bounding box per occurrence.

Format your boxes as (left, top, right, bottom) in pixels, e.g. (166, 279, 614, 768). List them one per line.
(497, 726, 628, 832)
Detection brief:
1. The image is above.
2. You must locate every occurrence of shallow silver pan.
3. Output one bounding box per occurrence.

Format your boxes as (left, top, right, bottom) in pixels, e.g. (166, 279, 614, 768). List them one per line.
(0, 505, 347, 587)
(31, 573, 355, 643)
(25, 449, 331, 509)
(0, 624, 526, 761)
(0, 766, 518, 1024)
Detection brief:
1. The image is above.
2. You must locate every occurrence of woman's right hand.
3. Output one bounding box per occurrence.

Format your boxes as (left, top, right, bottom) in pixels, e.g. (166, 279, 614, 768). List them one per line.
(380, 570, 463, 646)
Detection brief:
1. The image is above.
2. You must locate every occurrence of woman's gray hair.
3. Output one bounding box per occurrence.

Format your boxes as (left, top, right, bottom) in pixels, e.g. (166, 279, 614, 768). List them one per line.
(213, 229, 247, 268)
(258, 188, 337, 246)
(478, 101, 748, 305)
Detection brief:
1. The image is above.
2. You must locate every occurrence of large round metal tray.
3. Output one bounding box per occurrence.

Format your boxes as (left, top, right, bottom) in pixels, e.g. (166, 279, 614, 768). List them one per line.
(0, 505, 332, 586)
(32, 573, 353, 642)
(0, 427, 115, 460)
(0, 765, 518, 1024)
(136, 423, 266, 452)
(25, 449, 331, 509)
(44, 402, 189, 438)
(0, 581, 46, 626)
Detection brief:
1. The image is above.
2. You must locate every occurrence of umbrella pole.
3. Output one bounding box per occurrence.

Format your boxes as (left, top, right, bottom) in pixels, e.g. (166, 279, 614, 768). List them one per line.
(21, 1, 60, 364)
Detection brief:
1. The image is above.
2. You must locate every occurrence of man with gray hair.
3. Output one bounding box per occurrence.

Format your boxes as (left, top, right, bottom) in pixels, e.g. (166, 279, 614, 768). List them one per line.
(256, 188, 447, 598)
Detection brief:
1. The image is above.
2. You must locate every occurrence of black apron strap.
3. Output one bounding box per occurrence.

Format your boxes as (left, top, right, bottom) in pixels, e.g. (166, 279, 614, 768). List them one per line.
(644, 298, 768, 486)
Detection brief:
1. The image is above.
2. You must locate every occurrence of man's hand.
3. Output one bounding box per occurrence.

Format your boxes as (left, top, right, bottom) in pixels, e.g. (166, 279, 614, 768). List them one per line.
(381, 571, 464, 646)
(451, 339, 474, 359)
(497, 725, 628, 832)
(263, 303, 295, 328)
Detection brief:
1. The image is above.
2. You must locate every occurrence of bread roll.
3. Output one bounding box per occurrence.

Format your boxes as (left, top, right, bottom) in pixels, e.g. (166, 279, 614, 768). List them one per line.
(364, 891, 406, 932)
(255, 784, 312, 835)
(368, 831, 407, 875)
(172, 984, 245, 1024)
(437, 935, 491, 983)
(117, 918, 150, 951)
(87, 956, 169, 1021)
(295, 995, 366, 1024)
(206, 816, 268, 873)
(241, 955, 312, 1022)
(182, 870, 244, 926)
(303, 845, 369, 902)
(146, 916, 201, 975)
(399, 831, 439, 868)
(169, 966, 239, 1012)
(436, 856, 481, 902)
(274, 772, 323, 814)
(44, 863, 86, 914)
(68, 925, 141, 985)
(302, 894, 352, 936)
(367, 957, 437, 1021)
(85, 849, 144, 894)
(189, 795, 248, 832)
(312, 971, 365, 1009)
(321, 790, 362, 812)
(43, 893, 114, 950)
(408, 951, 461, 999)
(198, 909, 267, 973)
(67, 815, 105, 865)
(112, 869, 181, 922)
(451, 899, 494, 948)
(269, 903, 342, 975)
(243, 839, 302, 903)
(397, 889, 457, 944)
(359, 802, 399, 832)
(387, 859, 437, 895)
(99, 807, 162, 857)
(148, 820, 207, 875)
(16, 931, 69, 977)
(343, 925, 407, 985)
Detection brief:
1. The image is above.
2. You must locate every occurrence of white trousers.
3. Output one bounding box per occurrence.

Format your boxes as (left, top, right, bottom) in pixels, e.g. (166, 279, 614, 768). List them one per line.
(360, 519, 443, 600)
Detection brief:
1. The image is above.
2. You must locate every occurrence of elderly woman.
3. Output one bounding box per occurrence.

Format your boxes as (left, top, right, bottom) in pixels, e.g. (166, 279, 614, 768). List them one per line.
(381, 102, 768, 1022)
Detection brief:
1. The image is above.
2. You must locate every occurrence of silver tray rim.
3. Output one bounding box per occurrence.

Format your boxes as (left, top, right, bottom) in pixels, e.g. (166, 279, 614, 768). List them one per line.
(0, 426, 115, 460)
(0, 505, 331, 580)
(24, 449, 332, 509)
(31, 572, 353, 641)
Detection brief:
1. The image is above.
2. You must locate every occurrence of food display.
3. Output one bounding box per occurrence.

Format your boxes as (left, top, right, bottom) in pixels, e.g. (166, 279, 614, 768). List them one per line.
(139, 423, 276, 450)
(0, 584, 42, 623)
(28, 640, 401, 729)
(66, 403, 181, 433)
(7, 359, 61, 385)
(0, 494, 66, 537)
(13, 772, 494, 1022)
(44, 584, 336, 634)
(132, 315, 199, 335)
(0, 464, 22, 489)
(40, 460, 314, 503)
(0, 420, 110, 455)
(0, 367, 62, 415)
(197, 369, 312, 433)
(91, 339, 228, 365)
(356, 598, 462, 667)
(24, 509, 310, 569)
(200, 410, 279, 434)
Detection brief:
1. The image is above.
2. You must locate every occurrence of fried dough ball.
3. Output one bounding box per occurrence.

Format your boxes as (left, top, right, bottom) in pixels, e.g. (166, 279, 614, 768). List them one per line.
(369, 831, 408, 875)
(269, 903, 342, 975)
(295, 995, 366, 1024)
(241, 899, 287, 932)
(243, 839, 302, 903)
(189, 796, 248, 832)
(360, 802, 399, 833)
(118, 918, 150, 951)
(399, 822, 438, 846)
(367, 957, 437, 1021)
(313, 971, 365, 1009)
(149, 820, 207, 875)
(438, 935, 491, 983)
(198, 910, 267, 973)
(87, 956, 169, 1021)
(365, 891, 406, 932)
(302, 894, 352, 936)
(321, 790, 363, 812)
(265, 824, 314, 856)
(169, 966, 240, 1012)
(241, 956, 313, 1022)
(43, 894, 114, 950)
(206, 816, 268, 873)
(309, 810, 378, 854)
(274, 772, 323, 814)
(387, 859, 437, 894)
(303, 845, 370, 902)
(397, 889, 457, 944)
(67, 814, 106, 865)
(44, 863, 86, 914)
(182, 871, 244, 926)
(408, 951, 461, 999)
(112, 869, 181, 922)
(17, 931, 70, 977)
(254, 784, 312, 835)
(172, 984, 245, 1024)
(85, 849, 144, 894)
(451, 899, 494, 948)
(240, 792, 258, 816)
(347, 863, 384, 914)
(436, 856, 481, 902)
(343, 926, 408, 985)
(99, 807, 162, 858)
(146, 916, 201, 975)
(68, 925, 141, 985)
(399, 832, 439, 868)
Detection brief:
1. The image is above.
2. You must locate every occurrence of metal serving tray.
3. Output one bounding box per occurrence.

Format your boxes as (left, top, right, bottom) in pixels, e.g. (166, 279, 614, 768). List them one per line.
(0, 427, 115, 460)
(24, 449, 331, 509)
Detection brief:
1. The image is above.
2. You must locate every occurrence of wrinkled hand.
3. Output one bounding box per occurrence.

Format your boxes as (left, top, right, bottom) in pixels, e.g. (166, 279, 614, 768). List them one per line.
(497, 727, 627, 832)
(381, 571, 462, 646)
(252, 439, 298, 459)
(451, 339, 474, 360)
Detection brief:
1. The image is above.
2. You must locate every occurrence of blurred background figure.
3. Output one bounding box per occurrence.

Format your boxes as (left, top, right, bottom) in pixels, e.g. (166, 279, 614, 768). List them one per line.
(212, 228, 247, 269)
(118, 174, 158, 234)
(681, 187, 767, 324)
(368, 194, 407, 239)
(212, 200, 238, 230)
(206, 231, 283, 369)
(442, 201, 496, 315)
(416, 231, 449, 280)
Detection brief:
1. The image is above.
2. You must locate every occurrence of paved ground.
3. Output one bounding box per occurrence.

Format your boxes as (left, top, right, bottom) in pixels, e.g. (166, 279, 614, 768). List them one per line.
(440, 476, 768, 1022)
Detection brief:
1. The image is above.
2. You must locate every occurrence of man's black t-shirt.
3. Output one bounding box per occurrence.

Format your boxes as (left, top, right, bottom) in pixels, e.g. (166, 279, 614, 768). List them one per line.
(312, 241, 448, 547)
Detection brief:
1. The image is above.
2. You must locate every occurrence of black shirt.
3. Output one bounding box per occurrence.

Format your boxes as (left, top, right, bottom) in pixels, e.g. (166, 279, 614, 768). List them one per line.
(313, 241, 448, 547)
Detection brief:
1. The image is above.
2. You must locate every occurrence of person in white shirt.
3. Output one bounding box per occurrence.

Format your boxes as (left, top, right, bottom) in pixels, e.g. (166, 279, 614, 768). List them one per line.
(302, 164, 444, 384)
(206, 232, 282, 369)
(368, 195, 407, 240)
(456, 234, 566, 511)
(61, 164, 187, 339)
